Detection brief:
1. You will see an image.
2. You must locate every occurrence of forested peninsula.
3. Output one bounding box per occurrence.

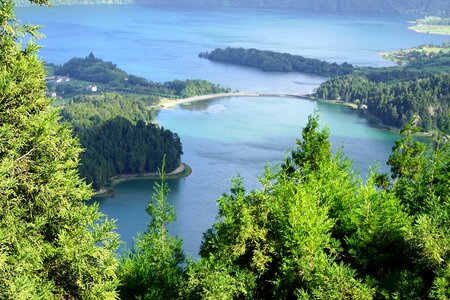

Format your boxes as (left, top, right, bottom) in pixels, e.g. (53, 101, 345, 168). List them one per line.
(316, 46, 450, 134)
(410, 16, 450, 35)
(61, 94, 182, 190)
(48, 54, 230, 190)
(49, 52, 230, 99)
(199, 47, 354, 76)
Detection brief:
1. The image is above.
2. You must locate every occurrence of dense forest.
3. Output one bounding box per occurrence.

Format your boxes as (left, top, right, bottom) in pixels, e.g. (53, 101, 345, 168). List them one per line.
(1, 1, 119, 297)
(315, 47, 450, 133)
(61, 93, 182, 190)
(200, 47, 354, 76)
(52, 53, 230, 98)
(316, 73, 450, 133)
(78, 117, 182, 190)
(3, 1, 450, 299)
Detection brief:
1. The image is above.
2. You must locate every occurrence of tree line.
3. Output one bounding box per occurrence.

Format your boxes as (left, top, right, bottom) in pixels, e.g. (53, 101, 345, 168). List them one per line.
(199, 47, 354, 76)
(78, 117, 182, 190)
(52, 53, 230, 98)
(316, 72, 450, 133)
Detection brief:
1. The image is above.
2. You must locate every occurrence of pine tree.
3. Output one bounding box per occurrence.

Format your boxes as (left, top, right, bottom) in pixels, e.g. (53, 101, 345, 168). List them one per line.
(118, 159, 185, 300)
(0, 1, 119, 298)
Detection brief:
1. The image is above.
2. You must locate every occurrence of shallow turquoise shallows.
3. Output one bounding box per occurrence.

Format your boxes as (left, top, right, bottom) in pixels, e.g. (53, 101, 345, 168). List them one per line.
(17, 5, 447, 257)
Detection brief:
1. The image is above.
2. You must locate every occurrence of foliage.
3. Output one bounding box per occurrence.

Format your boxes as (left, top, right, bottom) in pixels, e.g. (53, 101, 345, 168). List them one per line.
(52, 53, 230, 98)
(121, 114, 450, 299)
(165, 79, 231, 98)
(61, 93, 156, 131)
(316, 72, 450, 133)
(118, 160, 186, 300)
(79, 117, 182, 190)
(199, 47, 354, 76)
(187, 115, 450, 299)
(61, 93, 182, 190)
(382, 43, 450, 65)
(0, 1, 119, 298)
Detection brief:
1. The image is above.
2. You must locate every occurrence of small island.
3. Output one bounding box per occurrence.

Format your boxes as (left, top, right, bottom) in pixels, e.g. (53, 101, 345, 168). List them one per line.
(409, 16, 450, 35)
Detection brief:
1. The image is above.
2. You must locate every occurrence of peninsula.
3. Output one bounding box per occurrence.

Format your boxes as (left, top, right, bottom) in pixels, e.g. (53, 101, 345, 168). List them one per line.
(199, 47, 354, 76)
(409, 16, 450, 35)
(51, 54, 232, 190)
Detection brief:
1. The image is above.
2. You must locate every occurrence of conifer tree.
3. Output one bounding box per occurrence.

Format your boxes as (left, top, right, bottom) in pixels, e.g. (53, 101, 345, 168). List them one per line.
(118, 159, 186, 300)
(0, 1, 119, 298)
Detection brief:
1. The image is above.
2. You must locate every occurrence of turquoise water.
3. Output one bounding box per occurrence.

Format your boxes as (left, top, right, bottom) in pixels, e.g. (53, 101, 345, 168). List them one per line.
(97, 97, 399, 256)
(17, 5, 448, 257)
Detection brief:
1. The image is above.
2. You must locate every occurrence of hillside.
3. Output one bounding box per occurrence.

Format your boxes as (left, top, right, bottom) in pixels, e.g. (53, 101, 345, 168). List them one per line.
(16, 0, 450, 15)
(135, 0, 450, 16)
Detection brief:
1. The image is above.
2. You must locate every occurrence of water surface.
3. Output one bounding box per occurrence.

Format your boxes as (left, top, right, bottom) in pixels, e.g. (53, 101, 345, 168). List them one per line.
(97, 97, 399, 257)
(16, 5, 447, 257)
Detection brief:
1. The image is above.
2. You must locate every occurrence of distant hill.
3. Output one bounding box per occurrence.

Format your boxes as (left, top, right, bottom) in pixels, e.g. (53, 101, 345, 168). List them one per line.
(135, 0, 450, 16)
(16, 0, 450, 15)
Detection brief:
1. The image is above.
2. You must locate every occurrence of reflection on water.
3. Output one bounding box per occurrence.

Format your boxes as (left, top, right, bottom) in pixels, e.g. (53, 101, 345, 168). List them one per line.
(98, 97, 399, 257)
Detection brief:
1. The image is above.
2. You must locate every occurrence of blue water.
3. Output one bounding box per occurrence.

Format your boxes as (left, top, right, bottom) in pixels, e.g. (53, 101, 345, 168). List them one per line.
(17, 5, 448, 92)
(16, 5, 449, 257)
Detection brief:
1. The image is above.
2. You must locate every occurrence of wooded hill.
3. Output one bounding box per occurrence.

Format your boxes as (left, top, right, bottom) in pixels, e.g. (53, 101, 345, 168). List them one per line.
(15, 0, 450, 15)
(316, 48, 450, 133)
(50, 53, 231, 99)
(61, 93, 182, 190)
(134, 0, 450, 16)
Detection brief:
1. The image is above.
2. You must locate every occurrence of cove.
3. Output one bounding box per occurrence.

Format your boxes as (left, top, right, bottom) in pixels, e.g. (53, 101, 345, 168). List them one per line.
(15, 4, 449, 257)
(96, 96, 399, 257)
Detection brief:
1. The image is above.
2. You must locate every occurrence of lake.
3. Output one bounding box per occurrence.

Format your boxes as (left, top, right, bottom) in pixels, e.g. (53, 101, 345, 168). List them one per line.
(17, 5, 448, 257)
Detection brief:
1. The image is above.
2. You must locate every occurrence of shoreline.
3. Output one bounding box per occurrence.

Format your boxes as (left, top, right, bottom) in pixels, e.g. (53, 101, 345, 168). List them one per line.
(155, 92, 309, 109)
(313, 97, 444, 137)
(157, 92, 442, 137)
(95, 163, 192, 196)
(157, 92, 406, 134)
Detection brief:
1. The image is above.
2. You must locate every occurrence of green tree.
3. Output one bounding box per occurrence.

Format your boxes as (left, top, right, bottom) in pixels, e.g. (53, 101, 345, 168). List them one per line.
(118, 159, 186, 300)
(0, 1, 119, 298)
(183, 115, 374, 299)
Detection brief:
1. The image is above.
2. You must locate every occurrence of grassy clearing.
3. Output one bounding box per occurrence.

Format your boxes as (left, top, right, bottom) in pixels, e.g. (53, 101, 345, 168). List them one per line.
(410, 25, 450, 35)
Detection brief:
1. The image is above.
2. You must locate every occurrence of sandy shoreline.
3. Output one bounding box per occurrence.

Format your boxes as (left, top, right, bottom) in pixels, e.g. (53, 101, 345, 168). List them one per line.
(155, 92, 308, 109)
